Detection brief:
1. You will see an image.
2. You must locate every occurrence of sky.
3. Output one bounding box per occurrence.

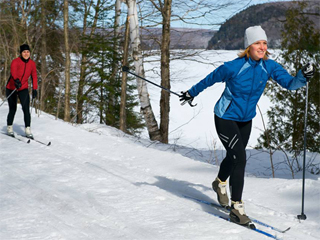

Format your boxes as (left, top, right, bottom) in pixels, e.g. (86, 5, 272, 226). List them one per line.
(159, 0, 293, 30)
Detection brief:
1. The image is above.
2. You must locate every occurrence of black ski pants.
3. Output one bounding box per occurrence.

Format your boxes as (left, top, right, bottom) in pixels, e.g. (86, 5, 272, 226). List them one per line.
(214, 115, 252, 202)
(6, 88, 31, 127)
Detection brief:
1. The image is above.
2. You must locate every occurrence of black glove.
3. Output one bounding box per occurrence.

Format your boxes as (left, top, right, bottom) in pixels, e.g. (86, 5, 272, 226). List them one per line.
(14, 79, 22, 89)
(32, 89, 37, 99)
(302, 63, 314, 79)
(179, 91, 195, 106)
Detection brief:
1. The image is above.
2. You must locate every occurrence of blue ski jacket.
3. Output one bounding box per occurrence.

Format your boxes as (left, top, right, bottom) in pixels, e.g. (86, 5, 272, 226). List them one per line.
(188, 57, 307, 122)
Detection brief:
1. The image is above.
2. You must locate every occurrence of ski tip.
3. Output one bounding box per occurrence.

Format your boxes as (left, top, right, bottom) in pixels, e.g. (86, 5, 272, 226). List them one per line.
(282, 227, 291, 233)
(47, 142, 51, 146)
(248, 223, 256, 230)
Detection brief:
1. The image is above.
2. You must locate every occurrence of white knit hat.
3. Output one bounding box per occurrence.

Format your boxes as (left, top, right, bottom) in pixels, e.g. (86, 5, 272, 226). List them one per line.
(244, 26, 267, 49)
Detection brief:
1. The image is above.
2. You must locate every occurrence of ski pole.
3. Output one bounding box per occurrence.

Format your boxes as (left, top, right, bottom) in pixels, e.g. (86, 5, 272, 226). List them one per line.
(122, 66, 180, 97)
(297, 78, 309, 221)
(0, 88, 17, 107)
(30, 98, 35, 114)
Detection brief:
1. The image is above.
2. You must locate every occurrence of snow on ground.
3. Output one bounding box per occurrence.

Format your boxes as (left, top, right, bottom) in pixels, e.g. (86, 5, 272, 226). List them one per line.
(1, 50, 319, 240)
(0, 101, 319, 240)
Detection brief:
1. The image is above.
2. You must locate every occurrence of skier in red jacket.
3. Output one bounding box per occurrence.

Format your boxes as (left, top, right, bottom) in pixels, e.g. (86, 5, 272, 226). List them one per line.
(6, 44, 38, 139)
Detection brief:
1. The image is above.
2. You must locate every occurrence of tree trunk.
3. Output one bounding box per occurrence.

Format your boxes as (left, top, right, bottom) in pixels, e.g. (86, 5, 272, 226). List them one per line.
(76, 61, 86, 123)
(76, 0, 101, 124)
(40, 0, 47, 112)
(159, 0, 172, 143)
(120, 16, 130, 132)
(63, 0, 71, 122)
(127, 0, 161, 141)
(106, 0, 122, 126)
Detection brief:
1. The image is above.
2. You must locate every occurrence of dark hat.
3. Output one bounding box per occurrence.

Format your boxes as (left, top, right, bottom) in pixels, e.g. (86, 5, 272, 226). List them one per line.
(20, 44, 30, 54)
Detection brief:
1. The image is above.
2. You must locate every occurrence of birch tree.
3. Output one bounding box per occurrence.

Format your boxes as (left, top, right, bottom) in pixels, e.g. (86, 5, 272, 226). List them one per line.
(120, 13, 130, 132)
(126, 0, 162, 141)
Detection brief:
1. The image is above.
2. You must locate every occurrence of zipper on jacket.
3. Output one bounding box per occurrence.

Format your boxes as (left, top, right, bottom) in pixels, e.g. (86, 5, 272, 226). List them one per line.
(243, 64, 256, 121)
(19, 60, 27, 90)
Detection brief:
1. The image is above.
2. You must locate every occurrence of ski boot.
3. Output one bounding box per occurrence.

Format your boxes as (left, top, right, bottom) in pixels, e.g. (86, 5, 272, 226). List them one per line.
(230, 201, 255, 229)
(25, 127, 34, 139)
(212, 177, 229, 208)
(7, 125, 14, 137)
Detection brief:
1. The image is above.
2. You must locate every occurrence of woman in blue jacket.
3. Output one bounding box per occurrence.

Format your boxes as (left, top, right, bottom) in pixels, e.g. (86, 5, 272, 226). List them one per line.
(180, 26, 314, 226)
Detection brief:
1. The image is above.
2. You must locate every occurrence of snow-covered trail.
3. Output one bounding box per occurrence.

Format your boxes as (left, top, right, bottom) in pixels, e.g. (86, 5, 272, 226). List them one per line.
(0, 103, 319, 240)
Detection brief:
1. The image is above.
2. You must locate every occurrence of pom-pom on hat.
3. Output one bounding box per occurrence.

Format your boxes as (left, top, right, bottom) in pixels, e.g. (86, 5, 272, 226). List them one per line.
(20, 44, 30, 54)
(244, 26, 267, 49)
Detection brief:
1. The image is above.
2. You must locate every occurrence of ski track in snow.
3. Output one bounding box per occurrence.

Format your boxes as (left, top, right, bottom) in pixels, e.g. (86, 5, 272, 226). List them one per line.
(1, 50, 320, 240)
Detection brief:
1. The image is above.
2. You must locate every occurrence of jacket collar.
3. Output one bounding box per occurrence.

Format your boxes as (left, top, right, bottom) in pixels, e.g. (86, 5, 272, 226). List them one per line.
(246, 56, 263, 66)
(20, 56, 30, 63)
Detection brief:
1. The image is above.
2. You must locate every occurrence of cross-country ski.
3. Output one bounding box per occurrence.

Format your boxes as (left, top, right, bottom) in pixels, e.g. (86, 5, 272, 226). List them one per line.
(1, 132, 30, 144)
(16, 133, 51, 146)
(183, 195, 291, 233)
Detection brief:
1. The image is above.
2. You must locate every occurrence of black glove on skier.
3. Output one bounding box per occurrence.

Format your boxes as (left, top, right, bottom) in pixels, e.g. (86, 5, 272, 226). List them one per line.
(179, 91, 194, 106)
(32, 89, 37, 99)
(14, 79, 22, 89)
(302, 63, 314, 80)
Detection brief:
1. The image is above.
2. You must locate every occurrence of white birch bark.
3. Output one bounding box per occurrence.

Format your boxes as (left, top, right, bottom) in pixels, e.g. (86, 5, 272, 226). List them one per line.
(126, 0, 161, 141)
(115, 0, 122, 39)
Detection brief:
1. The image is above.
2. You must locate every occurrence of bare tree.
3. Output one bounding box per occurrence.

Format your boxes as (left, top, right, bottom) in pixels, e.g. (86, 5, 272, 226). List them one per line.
(76, 0, 102, 123)
(148, 0, 172, 143)
(39, 0, 47, 112)
(133, 0, 249, 144)
(0, 0, 38, 97)
(120, 14, 130, 132)
(105, 0, 122, 125)
(64, 0, 71, 121)
(126, 0, 162, 141)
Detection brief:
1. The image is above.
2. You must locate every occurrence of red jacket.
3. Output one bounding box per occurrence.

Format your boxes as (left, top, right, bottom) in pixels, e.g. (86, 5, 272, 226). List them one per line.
(6, 57, 38, 91)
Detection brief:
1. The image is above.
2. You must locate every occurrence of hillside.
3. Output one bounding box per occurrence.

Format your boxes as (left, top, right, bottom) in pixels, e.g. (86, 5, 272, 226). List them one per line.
(140, 1, 320, 50)
(141, 28, 216, 50)
(208, 1, 320, 50)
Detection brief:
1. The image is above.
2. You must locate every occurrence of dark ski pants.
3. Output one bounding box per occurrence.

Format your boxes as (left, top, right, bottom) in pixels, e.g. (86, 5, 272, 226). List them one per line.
(6, 88, 31, 127)
(214, 115, 252, 202)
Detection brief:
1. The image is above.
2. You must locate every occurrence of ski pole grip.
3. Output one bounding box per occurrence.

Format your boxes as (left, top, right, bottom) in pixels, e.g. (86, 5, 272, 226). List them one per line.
(122, 66, 129, 72)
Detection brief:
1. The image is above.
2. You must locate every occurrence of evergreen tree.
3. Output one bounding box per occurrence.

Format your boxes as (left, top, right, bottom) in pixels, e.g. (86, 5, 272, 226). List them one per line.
(74, 3, 144, 134)
(257, 2, 320, 163)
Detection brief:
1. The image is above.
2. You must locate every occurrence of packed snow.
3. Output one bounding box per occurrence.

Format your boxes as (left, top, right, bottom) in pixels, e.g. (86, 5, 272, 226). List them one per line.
(1, 50, 319, 240)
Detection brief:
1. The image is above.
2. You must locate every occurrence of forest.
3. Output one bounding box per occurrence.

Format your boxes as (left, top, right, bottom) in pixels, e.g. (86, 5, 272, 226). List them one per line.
(0, 0, 319, 158)
(1, 0, 243, 141)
